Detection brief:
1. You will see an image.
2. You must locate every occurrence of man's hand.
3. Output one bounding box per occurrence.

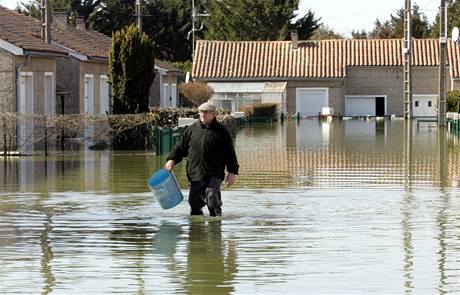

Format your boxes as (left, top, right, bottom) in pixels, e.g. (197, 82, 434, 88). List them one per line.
(226, 173, 236, 186)
(165, 160, 175, 171)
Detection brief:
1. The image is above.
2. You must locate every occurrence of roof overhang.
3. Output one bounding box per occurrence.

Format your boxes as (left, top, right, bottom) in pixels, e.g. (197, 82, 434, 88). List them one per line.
(87, 57, 109, 64)
(208, 81, 287, 93)
(51, 40, 88, 61)
(155, 66, 168, 75)
(195, 77, 345, 82)
(0, 39, 24, 55)
(23, 50, 68, 58)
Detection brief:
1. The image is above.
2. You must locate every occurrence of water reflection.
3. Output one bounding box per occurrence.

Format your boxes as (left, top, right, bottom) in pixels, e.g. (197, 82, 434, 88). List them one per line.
(184, 219, 236, 295)
(1, 120, 460, 294)
(1, 120, 460, 192)
(235, 120, 460, 189)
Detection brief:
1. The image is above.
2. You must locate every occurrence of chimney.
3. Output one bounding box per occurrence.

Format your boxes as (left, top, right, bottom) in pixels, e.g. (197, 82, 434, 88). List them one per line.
(53, 9, 68, 27)
(76, 16, 85, 31)
(291, 30, 298, 50)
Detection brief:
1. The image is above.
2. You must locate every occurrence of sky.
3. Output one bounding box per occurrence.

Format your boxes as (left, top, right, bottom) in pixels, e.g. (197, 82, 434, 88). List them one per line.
(0, 0, 441, 38)
(299, 0, 440, 37)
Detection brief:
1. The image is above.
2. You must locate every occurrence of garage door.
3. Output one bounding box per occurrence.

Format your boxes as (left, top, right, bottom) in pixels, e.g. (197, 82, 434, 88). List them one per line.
(345, 96, 386, 116)
(296, 88, 328, 117)
(413, 95, 437, 117)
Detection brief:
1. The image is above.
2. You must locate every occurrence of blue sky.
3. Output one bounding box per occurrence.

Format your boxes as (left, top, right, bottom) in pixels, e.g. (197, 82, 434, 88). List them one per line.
(0, 0, 440, 37)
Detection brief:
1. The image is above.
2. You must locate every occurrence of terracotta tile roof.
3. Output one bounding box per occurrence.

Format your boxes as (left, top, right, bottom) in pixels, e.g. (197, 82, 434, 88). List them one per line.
(52, 25, 111, 60)
(0, 5, 110, 60)
(0, 5, 66, 56)
(193, 39, 460, 79)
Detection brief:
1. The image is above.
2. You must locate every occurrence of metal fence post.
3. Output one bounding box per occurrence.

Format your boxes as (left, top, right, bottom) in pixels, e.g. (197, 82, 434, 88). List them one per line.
(3, 115, 7, 157)
(44, 115, 48, 156)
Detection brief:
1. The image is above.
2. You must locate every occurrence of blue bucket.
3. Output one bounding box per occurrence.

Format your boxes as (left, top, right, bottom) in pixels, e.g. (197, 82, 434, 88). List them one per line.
(148, 168, 184, 209)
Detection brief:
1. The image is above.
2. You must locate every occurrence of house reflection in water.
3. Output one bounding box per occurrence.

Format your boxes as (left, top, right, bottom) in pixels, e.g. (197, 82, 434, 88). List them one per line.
(235, 119, 457, 189)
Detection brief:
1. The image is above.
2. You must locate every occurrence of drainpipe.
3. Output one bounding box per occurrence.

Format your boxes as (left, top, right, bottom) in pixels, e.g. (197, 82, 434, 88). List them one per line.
(15, 55, 32, 113)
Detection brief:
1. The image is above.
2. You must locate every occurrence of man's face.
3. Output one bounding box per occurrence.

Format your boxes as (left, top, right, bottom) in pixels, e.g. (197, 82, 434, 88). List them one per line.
(199, 110, 216, 125)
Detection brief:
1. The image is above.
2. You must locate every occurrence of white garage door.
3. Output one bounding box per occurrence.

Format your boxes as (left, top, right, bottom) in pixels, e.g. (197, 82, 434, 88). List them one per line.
(345, 96, 375, 116)
(413, 95, 437, 117)
(296, 88, 328, 117)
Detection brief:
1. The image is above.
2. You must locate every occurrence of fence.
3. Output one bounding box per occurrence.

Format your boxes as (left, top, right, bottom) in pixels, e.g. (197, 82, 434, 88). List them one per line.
(447, 112, 460, 135)
(154, 126, 188, 155)
(0, 112, 170, 155)
(0, 109, 240, 156)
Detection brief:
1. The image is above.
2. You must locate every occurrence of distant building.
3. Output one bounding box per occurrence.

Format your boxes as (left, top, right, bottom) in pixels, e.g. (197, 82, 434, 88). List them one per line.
(0, 5, 182, 153)
(192, 38, 460, 118)
(149, 59, 183, 108)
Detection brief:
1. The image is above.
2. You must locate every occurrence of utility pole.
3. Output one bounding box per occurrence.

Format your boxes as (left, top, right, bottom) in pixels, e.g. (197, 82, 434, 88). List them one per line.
(40, 0, 51, 43)
(189, 0, 209, 58)
(135, 0, 142, 33)
(439, 0, 447, 127)
(191, 0, 196, 57)
(403, 0, 412, 120)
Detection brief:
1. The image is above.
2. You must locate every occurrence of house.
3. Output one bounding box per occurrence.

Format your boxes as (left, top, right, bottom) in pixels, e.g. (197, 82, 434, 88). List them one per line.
(192, 38, 460, 118)
(0, 6, 114, 153)
(0, 6, 69, 152)
(50, 10, 111, 116)
(149, 59, 183, 108)
(0, 6, 112, 116)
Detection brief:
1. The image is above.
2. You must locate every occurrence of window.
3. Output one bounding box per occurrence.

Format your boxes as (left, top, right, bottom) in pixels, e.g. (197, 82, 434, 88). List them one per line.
(415, 101, 419, 107)
(428, 101, 432, 107)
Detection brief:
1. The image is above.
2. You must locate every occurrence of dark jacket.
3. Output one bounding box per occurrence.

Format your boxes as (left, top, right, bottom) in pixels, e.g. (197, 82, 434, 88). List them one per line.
(167, 118, 239, 181)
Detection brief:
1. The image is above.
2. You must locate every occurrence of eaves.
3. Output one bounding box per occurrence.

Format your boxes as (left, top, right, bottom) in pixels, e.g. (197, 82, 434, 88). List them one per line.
(194, 77, 346, 82)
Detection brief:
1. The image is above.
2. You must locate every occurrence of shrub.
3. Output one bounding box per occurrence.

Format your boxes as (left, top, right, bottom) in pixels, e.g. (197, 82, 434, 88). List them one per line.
(239, 105, 254, 117)
(179, 82, 213, 107)
(110, 25, 155, 114)
(447, 90, 460, 112)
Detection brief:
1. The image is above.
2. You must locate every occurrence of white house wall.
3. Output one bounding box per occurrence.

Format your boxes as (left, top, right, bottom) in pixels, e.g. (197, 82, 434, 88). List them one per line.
(413, 94, 437, 117)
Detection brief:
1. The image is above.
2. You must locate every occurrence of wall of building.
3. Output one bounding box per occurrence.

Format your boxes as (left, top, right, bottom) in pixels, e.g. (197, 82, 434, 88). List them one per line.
(149, 73, 178, 107)
(17, 56, 56, 114)
(346, 66, 449, 116)
(149, 73, 161, 107)
(56, 57, 80, 114)
(285, 80, 345, 114)
(79, 61, 108, 114)
(452, 79, 460, 91)
(0, 48, 15, 113)
(202, 65, 453, 116)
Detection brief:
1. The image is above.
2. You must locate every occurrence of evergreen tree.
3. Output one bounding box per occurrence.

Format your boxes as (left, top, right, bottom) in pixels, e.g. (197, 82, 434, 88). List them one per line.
(291, 10, 321, 40)
(16, 0, 100, 26)
(88, 0, 134, 35)
(369, 19, 393, 39)
(351, 29, 368, 39)
(309, 25, 344, 40)
(89, 0, 192, 61)
(369, 5, 430, 39)
(204, 0, 319, 41)
(431, 0, 460, 38)
(16, 0, 41, 18)
(110, 25, 155, 114)
(143, 0, 192, 61)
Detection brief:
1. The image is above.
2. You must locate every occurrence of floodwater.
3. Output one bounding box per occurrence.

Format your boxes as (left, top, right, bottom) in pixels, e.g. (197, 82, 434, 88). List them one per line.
(1, 119, 460, 294)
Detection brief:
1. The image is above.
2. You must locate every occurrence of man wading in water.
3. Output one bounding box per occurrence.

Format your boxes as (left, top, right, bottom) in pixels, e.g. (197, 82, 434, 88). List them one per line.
(165, 102, 239, 216)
